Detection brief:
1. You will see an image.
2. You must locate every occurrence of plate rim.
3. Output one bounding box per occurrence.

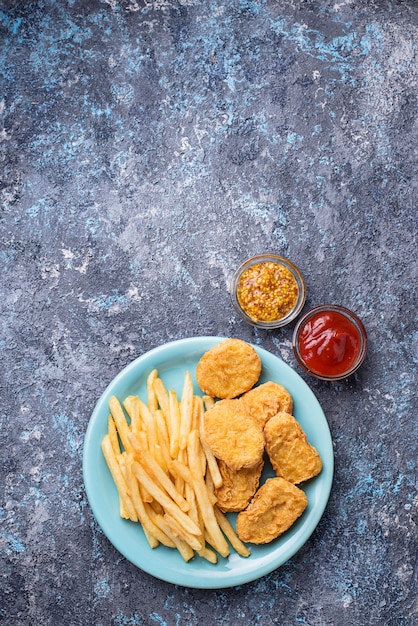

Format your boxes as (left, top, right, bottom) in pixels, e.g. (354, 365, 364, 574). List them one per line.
(83, 335, 334, 589)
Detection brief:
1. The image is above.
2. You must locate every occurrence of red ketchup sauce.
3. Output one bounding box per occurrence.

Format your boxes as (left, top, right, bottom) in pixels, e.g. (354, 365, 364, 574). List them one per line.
(298, 310, 361, 377)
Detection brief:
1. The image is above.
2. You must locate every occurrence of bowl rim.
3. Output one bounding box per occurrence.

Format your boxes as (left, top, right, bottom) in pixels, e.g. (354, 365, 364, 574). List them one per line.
(230, 254, 306, 329)
(291, 304, 368, 380)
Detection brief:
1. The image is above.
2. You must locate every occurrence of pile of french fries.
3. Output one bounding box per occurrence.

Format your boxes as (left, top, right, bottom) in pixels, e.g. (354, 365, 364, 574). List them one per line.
(101, 369, 250, 563)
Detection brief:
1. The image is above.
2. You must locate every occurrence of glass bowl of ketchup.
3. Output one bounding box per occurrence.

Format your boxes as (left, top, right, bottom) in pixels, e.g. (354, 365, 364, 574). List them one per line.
(292, 305, 368, 380)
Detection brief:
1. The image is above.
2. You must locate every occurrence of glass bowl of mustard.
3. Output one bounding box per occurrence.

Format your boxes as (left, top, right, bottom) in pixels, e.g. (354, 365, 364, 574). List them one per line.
(292, 304, 368, 380)
(231, 254, 306, 329)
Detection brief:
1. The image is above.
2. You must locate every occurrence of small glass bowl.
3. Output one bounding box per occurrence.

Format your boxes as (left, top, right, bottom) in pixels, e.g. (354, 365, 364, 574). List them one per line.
(292, 304, 368, 380)
(230, 254, 306, 329)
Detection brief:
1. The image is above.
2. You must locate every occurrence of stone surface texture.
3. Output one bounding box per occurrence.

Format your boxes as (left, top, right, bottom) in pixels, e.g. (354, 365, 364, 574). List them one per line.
(0, 1, 417, 625)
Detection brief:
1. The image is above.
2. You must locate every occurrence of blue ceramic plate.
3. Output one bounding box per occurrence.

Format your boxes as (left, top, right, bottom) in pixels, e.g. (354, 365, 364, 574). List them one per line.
(83, 336, 333, 589)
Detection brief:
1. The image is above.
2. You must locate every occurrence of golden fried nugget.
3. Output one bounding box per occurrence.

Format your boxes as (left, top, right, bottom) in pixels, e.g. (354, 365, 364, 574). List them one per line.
(236, 477, 307, 544)
(264, 412, 322, 484)
(239, 381, 293, 428)
(196, 338, 262, 399)
(203, 399, 265, 470)
(214, 457, 264, 513)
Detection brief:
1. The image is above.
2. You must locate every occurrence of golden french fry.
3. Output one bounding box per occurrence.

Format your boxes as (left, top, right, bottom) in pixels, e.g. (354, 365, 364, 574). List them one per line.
(115, 452, 130, 519)
(132, 461, 201, 536)
(173, 448, 187, 497)
(168, 390, 181, 458)
(168, 458, 193, 485)
(214, 506, 250, 558)
(129, 437, 189, 513)
(147, 499, 164, 517)
(136, 397, 158, 454)
(147, 369, 159, 414)
(108, 414, 121, 457)
(179, 371, 194, 450)
(197, 546, 217, 564)
(153, 376, 170, 417)
(203, 449, 222, 491)
(101, 435, 137, 522)
(136, 429, 149, 453)
(125, 456, 159, 549)
(193, 396, 207, 474)
(184, 481, 205, 542)
(123, 396, 142, 436)
(108, 396, 133, 454)
(205, 471, 219, 506)
(199, 404, 223, 487)
(129, 429, 153, 502)
(187, 430, 229, 558)
(202, 396, 215, 411)
(155, 409, 171, 471)
(192, 395, 202, 431)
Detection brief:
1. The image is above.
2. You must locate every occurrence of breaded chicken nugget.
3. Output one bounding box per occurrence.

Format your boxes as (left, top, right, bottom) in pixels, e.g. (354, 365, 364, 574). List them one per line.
(203, 399, 265, 470)
(196, 338, 261, 399)
(236, 477, 307, 544)
(214, 457, 264, 513)
(264, 412, 322, 484)
(239, 381, 293, 428)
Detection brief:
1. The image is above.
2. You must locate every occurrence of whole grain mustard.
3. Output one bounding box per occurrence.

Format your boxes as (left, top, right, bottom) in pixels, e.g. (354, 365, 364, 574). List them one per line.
(237, 261, 299, 323)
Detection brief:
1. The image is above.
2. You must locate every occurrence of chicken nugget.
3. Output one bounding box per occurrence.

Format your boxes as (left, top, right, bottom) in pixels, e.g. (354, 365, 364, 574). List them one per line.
(196, 338, 261, 399)
(214, 457, 264, 513)
(239, 381, 293, 428)
(203, 399, 265, 470)
(236, 477, 307, 544)
(264, 412, 322, 484)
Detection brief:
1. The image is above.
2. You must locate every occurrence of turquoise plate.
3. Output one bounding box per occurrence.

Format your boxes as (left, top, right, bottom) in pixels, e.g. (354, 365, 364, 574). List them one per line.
(83, 336, 333, 589)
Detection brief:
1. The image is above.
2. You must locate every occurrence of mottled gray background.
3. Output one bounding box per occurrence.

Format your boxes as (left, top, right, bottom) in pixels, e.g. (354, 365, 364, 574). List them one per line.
(0, 1, 417, 625)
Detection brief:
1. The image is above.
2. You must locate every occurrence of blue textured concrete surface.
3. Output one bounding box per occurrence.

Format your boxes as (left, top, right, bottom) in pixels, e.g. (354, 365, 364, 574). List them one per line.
(0, 0, 417, 625)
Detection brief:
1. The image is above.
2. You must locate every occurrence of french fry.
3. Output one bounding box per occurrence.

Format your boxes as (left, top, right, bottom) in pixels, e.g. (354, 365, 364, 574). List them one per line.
(193, 396, 207, 474)
(147, 369, 159, 414)
(136, 429, 149, 453)
(214, 506, 250, 558)
(108, 396, 133, 454)
(168, 458, 193, 485)
(123, 395, 142, 436)
(153, 376, 170, 418)
(130, 429, 153, 502)
(184, 482, 203, 536)
(205, 471, 219, 506)
(147, 499, 164, 517)
(125, 455, 159, 549)
(192, 395, 202, 431)
(154, 409, 171, 471)
(115, 452, 131, 519)
(202, 395, 215, 411)
(101, 434, 137, 522)
(168, 389, 181, 458)
(197, 545, 217, 564)
(132, 461, 201, 537)
(108, 414, 121, 457)
(179, 371, 194, 450)
(136, 397, 159, 455)
(187, 430, 230, 558)
(199, 405, 223, 489)
(173, 448, 186, 497)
